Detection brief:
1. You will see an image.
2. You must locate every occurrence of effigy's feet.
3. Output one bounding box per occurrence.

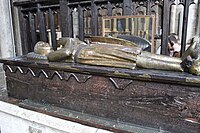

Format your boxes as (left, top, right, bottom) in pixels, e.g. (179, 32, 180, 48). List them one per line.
(189, 59, 200, 75)
(183, 37, 200, 75)
(181, 41, 197, 61)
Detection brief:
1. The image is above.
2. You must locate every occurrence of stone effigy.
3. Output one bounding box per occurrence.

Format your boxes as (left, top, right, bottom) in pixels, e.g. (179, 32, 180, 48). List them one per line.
(30, 36, 200, 75)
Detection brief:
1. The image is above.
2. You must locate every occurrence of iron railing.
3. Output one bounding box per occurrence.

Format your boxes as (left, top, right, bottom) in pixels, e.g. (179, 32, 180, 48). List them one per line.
(13, 0, 195, 56)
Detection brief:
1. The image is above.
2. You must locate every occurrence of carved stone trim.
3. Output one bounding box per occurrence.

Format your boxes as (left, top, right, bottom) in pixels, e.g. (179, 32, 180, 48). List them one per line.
(3, 65, 92, 83)
(109, 77, 133, 90)
(3, 65, 136, 89)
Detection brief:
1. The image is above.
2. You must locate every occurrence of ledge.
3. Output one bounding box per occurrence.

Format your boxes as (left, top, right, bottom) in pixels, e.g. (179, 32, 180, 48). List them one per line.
(1, 56, 200, 87)
(0, 100, 113, 133)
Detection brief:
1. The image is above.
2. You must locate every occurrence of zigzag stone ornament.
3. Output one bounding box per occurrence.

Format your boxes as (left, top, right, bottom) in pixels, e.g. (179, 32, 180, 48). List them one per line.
(3, 65, 93, 83)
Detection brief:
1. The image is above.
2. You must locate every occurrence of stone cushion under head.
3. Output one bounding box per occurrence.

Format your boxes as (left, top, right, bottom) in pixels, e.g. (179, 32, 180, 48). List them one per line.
(117, 35, 151, 52)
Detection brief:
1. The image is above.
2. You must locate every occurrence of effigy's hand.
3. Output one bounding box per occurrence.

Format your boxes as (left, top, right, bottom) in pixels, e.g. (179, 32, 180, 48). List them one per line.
(47, 48, 72, 62)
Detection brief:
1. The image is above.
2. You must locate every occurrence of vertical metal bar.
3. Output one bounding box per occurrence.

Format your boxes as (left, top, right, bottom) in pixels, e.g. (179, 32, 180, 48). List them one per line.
(180, 0, 190, 56)
(18, 7, 26, 54)
(28, 12, 37, 51)
(21, 13, 29, 54)
(146, 0, 151, 15)
(107, 1, 112, 16)
(37, 4, 47, 42)
(102, 17, 105, 36)
(161, 0, 170, 55)
(132, 2, 136, 15)
(78, 4, 84, 41)
(196, 1, 200, 36)
(126, 1, 134, 37)
(151, 16, 156, 53)
(49, 8, 57, 50)
(60, 0, 73, 37)
(60, 0, 68, 37)
(91, 0, 98, 36)
(69, 8, 73, 37)
(123, 0, 132, 15)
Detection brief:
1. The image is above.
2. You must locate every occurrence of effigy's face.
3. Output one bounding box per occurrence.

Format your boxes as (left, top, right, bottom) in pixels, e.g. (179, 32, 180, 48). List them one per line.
(34, 41, 51, 56)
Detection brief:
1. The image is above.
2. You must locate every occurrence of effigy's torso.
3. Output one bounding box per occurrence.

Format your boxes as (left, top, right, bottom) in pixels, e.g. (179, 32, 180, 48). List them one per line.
(76, 43, 141, 69)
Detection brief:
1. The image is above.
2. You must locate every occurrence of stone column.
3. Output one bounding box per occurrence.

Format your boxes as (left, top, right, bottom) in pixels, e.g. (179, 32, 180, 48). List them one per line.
(196, 0, 200, 36)
(0, 0, 15, 58)
(12, 6, 22, 56)
(176, 5, 184, 41)
(155, 5, 160, 35)
(186, 0, 198, 43)
(0, 0, 15, 89)
(170, 5, 177, 33)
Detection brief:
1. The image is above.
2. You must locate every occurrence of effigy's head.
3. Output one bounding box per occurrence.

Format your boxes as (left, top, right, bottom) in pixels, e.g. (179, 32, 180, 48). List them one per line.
(34, 41, 51, 56)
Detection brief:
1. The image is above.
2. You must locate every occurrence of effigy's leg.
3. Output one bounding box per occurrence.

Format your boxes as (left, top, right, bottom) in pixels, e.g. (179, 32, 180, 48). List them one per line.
(136, 51, 183, 72)
(140, 51, 182, 63)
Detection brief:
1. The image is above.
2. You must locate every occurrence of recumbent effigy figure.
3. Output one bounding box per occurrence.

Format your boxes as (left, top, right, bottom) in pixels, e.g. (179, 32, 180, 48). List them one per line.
(29, 36, 200, 75)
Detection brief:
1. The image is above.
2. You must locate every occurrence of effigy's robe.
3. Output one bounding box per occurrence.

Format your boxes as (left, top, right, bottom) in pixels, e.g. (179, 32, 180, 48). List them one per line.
(76, 43, 141, 69)
(76, 43, 183, 71)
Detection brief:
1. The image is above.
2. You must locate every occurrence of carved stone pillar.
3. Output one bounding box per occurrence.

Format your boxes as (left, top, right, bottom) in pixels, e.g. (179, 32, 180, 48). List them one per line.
(0, 0, 15, 58)
(12, 6, 22, 56)
(0, 0, 15, 88)
(170, 5, 177, 33)
(175, 5, 183, 41)
(196, 0, 200, 36)
(186, 0, 198, 43)
(72, 8, 79, 38)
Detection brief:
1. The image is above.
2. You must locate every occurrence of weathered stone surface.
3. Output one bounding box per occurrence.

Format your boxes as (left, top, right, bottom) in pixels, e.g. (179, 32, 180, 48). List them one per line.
(0, 0, 15, 58)
(0, 64, 6, 89)
(0, 101, 112, 133)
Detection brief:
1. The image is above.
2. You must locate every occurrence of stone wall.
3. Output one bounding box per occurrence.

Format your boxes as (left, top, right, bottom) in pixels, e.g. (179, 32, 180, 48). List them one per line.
(0, 0, 15, 89)
(0, 64, 5, 89)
